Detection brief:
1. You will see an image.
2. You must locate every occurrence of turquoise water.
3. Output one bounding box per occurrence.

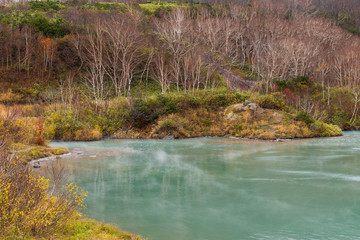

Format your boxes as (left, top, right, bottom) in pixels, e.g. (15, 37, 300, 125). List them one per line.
(49, 132, 360, 240)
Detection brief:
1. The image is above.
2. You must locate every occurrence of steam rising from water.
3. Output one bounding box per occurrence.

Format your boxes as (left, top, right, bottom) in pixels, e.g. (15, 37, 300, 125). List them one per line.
(46, 133, 360, 240)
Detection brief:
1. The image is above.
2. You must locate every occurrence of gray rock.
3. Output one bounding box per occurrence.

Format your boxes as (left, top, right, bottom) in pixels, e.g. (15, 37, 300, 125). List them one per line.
(224, 102, 261, 121)
(163, 135, 175, 140)
(274, 138, 291, 142)
(33, 164, 41, 168)
(248, 103, 257, 112)
(232, 103, 246, 113)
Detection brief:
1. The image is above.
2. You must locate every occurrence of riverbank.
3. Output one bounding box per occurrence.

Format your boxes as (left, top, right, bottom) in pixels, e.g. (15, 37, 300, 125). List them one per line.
(12, 94, 345, 167)
(111, 103, 343, 140)
(0, 87, 353, 145)
(41, 213, 145, 240)
(35, 90, 343, 142)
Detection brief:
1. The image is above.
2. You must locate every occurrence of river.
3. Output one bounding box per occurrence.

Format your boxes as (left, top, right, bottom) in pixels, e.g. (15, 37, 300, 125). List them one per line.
(48, 132, 360, 240)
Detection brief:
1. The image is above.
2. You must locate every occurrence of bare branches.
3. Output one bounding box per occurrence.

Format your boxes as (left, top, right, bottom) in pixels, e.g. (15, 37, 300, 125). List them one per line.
(104, 14, 144, 97)
(2, 1, 360, 99)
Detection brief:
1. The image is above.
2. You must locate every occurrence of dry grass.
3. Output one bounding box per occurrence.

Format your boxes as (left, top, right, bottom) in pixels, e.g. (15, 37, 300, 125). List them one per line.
(48, 213, 145, 240)
(150, 108, 229, 138)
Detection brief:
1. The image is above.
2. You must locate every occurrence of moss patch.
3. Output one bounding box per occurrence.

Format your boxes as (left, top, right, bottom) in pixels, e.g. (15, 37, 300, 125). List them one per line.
(29, 213, 144, 240)
(12, 143, 69, 163)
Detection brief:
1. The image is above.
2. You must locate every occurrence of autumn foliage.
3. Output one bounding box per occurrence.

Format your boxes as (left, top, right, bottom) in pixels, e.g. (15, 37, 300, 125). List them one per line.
(0, 138, 87, 238)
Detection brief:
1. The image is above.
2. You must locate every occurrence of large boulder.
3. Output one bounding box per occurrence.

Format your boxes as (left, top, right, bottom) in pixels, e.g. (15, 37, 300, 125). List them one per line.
(224, 101, 260, 121)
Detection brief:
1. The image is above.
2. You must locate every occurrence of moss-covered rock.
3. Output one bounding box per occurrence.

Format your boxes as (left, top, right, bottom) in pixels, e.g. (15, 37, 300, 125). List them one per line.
(224, 101, 260, 121)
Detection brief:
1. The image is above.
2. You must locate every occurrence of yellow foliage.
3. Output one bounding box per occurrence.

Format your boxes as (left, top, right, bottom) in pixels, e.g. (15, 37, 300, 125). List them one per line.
(258, 131, 276, 140)
(150, 108, 227, 138)
(0, 162, 87, 238)
(0, 89, 22, 104)
(75, 127, 103, 141)
(51, 213, 145, 240)
(0, 115, 38, 145)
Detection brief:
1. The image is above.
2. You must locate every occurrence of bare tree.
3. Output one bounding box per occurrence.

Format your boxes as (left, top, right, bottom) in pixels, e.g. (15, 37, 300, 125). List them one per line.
(104, 14, 144, 97)
(73, 19, 107, 106)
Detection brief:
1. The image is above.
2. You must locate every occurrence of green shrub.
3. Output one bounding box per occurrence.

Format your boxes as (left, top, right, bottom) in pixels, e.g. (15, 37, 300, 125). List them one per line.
(44, 111, 84, 140)
(292, 76, 312, 89)
(203, 119, 211, 127)
(203, 93, 232, 109)
(234, 124, 243, 131)
(29, 15, 70, 38)
(327, 110, 351, 128)
(158, 118, 177, 131)
(0, 89, 22, 104)
(139, 2, 185, 15)
(295, 111, 314, 125)
(2, 12, 70, 38)
(179, 95, 202, 109)
(311, 121, 343, 137)
(235, 91, 250, 103)
(276, 76, 312, 92)
(258, 94, 286, 110)
(130, 79, 162, 97)
(130, 98, 160, 128)
(157, 94, 179, 114)
(102, 105, 130, 135)
(80, 2, 127, 12)
(154, 6, 173, 17)
(29, 0, 65, 11)
(275, 80, 289, 91)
